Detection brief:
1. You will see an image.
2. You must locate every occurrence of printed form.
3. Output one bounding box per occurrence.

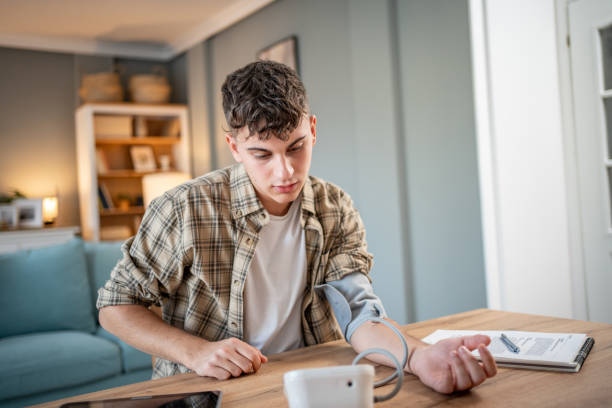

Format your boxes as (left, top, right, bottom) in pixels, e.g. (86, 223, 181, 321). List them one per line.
(422, 330, 590, 369)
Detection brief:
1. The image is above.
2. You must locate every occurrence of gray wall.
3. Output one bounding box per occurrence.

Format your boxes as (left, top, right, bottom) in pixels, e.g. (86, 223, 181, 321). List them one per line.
(397, 0, 486, 320)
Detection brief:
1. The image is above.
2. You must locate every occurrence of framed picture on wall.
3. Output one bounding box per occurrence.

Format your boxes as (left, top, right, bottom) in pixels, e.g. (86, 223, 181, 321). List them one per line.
(130, 146, 156, 172)
(13, 198, 43, 228)
(257, 36, 299, 74)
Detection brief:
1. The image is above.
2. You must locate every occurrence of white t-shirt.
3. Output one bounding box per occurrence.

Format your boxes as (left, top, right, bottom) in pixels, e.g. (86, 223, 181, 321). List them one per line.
(243, 198, 307, 355)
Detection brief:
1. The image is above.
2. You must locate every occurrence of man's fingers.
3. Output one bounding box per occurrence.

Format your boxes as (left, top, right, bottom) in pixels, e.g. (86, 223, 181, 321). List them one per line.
(457, 346, 486, 386)
(235, 342, 265, 372)
(450, 350, 472, 391)
(260, 352, 268, 363)
(460, 334, 491, 350)
(207, 353, 241, 378)
(208, 365, 233, 380)
(478, 344, 497, 377)
(223, 348, 255, 374)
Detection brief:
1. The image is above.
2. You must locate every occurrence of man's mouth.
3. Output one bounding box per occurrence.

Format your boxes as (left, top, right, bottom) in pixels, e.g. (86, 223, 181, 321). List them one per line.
(273, 181, 298, 193)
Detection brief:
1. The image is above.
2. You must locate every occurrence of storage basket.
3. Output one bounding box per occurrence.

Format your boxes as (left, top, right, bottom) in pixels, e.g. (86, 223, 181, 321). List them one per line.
(79, 72, 123, 103)
(129, 66, 171, 104)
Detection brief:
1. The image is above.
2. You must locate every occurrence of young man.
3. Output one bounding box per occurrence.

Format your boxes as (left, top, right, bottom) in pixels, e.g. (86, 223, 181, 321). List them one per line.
(98, 60, 497, 394)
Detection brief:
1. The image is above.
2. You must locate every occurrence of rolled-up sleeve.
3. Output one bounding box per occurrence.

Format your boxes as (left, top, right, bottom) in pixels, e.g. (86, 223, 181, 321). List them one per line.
(96, 193, 190, 309)
(323, 190, 373, 283)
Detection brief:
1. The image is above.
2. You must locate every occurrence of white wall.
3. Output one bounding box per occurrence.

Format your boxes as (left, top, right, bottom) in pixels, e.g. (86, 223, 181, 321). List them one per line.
(470, 0, 574, 318)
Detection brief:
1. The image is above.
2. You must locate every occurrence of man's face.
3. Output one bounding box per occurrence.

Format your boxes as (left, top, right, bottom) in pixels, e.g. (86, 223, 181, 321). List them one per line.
(226, 115, 317, 216)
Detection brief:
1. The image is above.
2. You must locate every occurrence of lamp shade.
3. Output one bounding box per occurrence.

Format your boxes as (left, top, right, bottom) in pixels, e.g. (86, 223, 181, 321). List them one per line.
(42, 196, 58, 224)
(142, 172, 191, 208)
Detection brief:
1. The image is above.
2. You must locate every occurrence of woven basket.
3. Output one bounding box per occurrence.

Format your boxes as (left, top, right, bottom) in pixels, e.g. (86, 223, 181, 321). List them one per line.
(129, 66, 171, 104)
(79, 72, 123, 102)
(130, 74, 168, 89)
(130, 83, 171, 104)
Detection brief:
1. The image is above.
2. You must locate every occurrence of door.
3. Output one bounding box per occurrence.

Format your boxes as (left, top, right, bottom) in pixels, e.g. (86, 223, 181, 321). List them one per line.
(569, 0, 612, 323)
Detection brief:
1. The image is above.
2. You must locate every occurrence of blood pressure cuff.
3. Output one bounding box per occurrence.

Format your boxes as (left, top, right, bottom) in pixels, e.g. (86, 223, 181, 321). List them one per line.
(315, 272, 387, 343)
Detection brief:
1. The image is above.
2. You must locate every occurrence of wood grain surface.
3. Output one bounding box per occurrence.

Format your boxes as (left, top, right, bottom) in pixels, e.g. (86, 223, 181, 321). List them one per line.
(34, 309, 612, 407)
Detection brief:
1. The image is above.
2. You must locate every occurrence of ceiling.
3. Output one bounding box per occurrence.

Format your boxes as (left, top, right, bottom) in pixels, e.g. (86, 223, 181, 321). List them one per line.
(0, 0, 275, 60)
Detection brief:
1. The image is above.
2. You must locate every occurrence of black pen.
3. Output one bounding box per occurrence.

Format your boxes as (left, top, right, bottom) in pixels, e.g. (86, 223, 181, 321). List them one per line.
(501, 333, 520, 353)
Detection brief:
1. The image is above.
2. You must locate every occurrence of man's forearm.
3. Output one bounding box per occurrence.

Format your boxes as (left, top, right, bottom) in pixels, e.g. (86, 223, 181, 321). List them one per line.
(98, 304, 205, 369)
(99, 304, 267, 380)
(349, 318, 426, 374)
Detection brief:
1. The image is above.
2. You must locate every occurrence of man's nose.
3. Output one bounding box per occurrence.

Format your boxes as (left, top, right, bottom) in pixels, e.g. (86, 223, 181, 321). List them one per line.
(274, 155, 294, 180)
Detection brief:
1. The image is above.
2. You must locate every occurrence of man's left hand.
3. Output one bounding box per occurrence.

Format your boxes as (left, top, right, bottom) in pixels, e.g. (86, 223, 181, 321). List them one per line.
(408, 334, 497, 394)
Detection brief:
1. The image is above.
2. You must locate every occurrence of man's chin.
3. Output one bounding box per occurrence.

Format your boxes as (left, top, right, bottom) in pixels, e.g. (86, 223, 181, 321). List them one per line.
(273, 192, 299, 204)
(270, 188, 301, 206)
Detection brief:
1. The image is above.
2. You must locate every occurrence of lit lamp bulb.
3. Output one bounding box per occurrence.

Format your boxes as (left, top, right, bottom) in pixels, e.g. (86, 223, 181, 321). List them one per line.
(42, 196, 58, 224)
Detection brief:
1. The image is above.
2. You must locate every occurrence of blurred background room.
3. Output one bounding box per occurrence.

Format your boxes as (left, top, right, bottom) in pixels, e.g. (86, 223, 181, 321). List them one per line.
(0, 0, 610, 404)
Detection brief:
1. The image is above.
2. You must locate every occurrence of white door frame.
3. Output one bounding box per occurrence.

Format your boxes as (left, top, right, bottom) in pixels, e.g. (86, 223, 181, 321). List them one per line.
(468, 0, 503, 310)
(554, 0, 589, 320)
(468, 0, 585, 319)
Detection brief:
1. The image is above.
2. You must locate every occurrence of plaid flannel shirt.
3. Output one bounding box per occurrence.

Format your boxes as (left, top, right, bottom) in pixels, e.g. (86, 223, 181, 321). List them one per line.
(97, 163, 373, 378)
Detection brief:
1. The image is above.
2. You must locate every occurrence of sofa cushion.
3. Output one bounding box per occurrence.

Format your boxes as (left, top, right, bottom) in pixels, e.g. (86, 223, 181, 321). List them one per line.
(84, 241, 123, 310)
(0, 331, 122, 400)
(0, 238, 96, 337)
(96, 327, 152, 372)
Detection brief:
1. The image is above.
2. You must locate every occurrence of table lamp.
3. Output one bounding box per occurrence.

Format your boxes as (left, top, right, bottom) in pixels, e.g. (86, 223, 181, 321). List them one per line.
(42, 196, 58, 224)
(142, 172, 191, 208)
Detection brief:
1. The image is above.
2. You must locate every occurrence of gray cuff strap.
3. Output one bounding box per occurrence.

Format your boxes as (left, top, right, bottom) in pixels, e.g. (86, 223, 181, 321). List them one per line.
(314, 283, 384, 342)
(345, 304, 385, 342)
(315, 283, 352, 337)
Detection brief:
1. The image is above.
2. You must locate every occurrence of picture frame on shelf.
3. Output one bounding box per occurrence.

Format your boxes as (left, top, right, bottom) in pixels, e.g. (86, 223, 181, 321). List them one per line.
(130, 146, 156, 172)
(257, 35, 299, 74)
(0, 204, 18, 228)
(13, 198, 43, 228)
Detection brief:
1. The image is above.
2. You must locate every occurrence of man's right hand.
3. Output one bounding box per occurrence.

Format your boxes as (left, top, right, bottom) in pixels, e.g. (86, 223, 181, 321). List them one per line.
(188, 337, 268, 380)
(99, 305, 268, 381)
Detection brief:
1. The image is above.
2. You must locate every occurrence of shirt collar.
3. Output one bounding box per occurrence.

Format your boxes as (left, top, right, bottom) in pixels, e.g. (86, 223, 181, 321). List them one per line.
(230, 164, 265, 219)
(301, 176, 315, 215)
(229, 163, 316, 219)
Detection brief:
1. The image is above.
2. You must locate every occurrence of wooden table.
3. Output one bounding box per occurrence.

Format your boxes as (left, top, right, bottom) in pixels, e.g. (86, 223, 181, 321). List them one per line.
(36, 309, 612, 407)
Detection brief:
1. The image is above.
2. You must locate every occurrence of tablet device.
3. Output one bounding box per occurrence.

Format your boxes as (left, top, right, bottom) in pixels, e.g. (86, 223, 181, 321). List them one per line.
(59, 390, 222, 408)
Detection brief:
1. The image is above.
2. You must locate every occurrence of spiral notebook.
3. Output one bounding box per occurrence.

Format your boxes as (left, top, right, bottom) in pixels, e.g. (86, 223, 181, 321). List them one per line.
(422, 330, 595, 372)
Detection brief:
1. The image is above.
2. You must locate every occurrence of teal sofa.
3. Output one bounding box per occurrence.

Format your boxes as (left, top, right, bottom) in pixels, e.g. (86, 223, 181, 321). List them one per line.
(0, 238, 152, 407)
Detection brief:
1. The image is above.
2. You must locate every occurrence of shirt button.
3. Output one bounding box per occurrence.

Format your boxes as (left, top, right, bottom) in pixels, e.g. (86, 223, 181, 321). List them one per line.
(246, 237, 252, 245)
(235, 210, 242, 217)
(231, 321, 238, 328)
(233, 279, 240, 287)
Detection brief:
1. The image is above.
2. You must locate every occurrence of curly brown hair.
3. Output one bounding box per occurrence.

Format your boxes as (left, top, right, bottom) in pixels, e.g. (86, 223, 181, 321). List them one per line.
(221, 60, 309, 141)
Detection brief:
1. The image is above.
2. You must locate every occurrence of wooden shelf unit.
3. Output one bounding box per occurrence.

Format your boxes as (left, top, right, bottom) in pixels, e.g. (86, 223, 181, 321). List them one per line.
(76, 103, 191, 241)
(98, 170, 160, 179)
(100, 207, 146, 216)
(95, 137, 181, 145)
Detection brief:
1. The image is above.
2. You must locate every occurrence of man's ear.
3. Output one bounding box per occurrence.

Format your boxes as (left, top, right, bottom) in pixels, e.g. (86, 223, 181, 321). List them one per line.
(225, 133, 243, 163)
(310, 115, 317, 146)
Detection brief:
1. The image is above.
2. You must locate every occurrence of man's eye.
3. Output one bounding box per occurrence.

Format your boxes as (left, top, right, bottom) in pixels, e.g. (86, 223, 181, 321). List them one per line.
(255, 154, 270, 160)
(289, 144, 303, 152)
